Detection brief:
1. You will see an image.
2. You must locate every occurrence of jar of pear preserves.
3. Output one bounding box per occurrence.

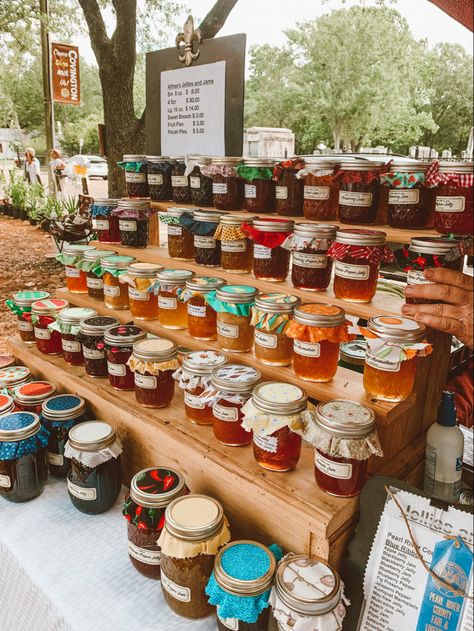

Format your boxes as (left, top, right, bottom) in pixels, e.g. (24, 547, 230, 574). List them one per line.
(206, 285, 258, 353)
(243, 218, 294, 282)
(161, 207, 196, 261)
(101, 255, 136, 310)
(290, 223, 336, 292)
(129, 338, 179, 408)
(184, 276, 225, 341)
(58, 244, 96, 294)
(125, 263, 162, 321)
(214, 214, 256, 274)
(157, 269, 194, 330)
(252, 293, 300, 367)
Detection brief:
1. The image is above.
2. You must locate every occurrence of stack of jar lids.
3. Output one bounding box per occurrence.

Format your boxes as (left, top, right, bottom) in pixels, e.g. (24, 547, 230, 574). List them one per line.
(0, 394, 15, 416)
(42, 394, 86, 422)
(14, 381, 56, 407)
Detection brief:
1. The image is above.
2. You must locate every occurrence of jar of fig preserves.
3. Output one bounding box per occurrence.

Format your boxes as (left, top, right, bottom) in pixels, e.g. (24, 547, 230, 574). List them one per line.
(181, 210, 222, 267)
(128, 337, 179, 408)
(206, 285, 258, 353)
(53, 307, 97, 365)
(207, 157, 244, 210)
(157, 494, 231, 618)
(123, 467, 188, 579)
(90, 199, 120, 244)
(0, 366, 32, 397)
(290, 223, 337, 291)
(273, 158, 305, 217)
(237, 159, 276, 213)
(188, 156, 214, 207)
(82, 248, 117, 301)
(57, 243, 96, 294)
(118, 154, 149, 198)
(13, 381, 56, 415)
(171, 156, 191, 203)
(31, 298, 69, 355)
(380, 160, 430, 229)
(101, 254, 136, 310)
(336, 160, 386, 225)
(210, 365, 261, 447)
(160, 207, 196, 261)
(104, 325, 146, 391)
(184, 276, 226, 341)
(124, 262, 162, 320)
(215, 214, 256, 274)
(146, 156, 173, 201)
(300, 157, 339, 221)
(243, 218, 294, 282)
(79, 315, 120, 378)
(112, 199, 153, 248)
(242, 382, 307, 472)
(6, 290, 50, 344)
(157, 268, 194, 330)
(328, 229, 394, 303)
(429, 161, 474, 235)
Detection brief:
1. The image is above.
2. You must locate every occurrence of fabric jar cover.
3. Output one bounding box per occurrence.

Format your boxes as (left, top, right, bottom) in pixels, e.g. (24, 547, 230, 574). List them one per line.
(214, 223, 246, 242)
(235, 165, 273, 182)
(204, 285, 257, 317)
(241, 382, 307, 437)
(425, 160, 474, 188)
(286, 305, 355, 344)
(64, 421, 122, 469)
(327, 234, 395, 266)
(380, 170, 426, 188)
(283, 233, 333, 253)
(394, 238, 463, 272)
(200, 164, 240, 178)
(158, 212, 181, 226)
(117, 160, 146, 173)
(90, 203, 118, 217)
(273, 158, 306, 181)
(48, 307, 97, 335)
(251, 294, 300, 334)
(0, 412, 49, 461)
(242, 219, 294, 249)
(5, 290, 50, 317)
(179, 212, 219, 236)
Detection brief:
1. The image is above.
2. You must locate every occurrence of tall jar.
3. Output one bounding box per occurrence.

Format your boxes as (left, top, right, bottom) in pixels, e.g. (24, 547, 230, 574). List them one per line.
(184, 276, 226, 341)
(52, 306, 97, 365)
(6, 290, 50, 344)
(273, 158, 305, 217)
(158, 494, 231, 618)
(124, 262, 162, 320)
(101, 254, 136, 310)
(90, 199, 120, 244)
(0, 366, 32, 397)
(328, 229, 394, 303)
(82, 248, 117, 301)
(215, 214, 255, 274)
(430, 161, 474, 235)
(104, 325, 146, 391)
(128, 337, 179, 408)
(237, 159, 276, 213)
(31, 298, 69, 355)
(210, 365, 261, 447)
(188, 156, 214, 207)
(243, 218, 294, 282)
(380, 160, 430, 229)
(57, 243, 96, 294)
(206, 157, 244, 210)
(171, 156, 191, 203)
(290, 223, 337, 291)
(300, 158, 339, 221)
(336, 160, 386, 225)
(160, 207, 196, 261)
(146, 156, 173, 201)
(242, 382, 307, 472)
(13, 381, 56, 415)
(252, 293, 300, 366)
(206, 285, 258, 353)
(118, 155, 149, 198)
(174, 350, 228, 425)
(123, 467, 188, 579)
(157, 268, 194, 330)
(180, 210, 222, 267)
(112, 200, 153, 248)
(78, 315, 120, 378)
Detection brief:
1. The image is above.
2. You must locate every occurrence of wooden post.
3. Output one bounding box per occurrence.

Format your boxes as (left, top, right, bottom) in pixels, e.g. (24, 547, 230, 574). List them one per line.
(39, 0, 55, 192)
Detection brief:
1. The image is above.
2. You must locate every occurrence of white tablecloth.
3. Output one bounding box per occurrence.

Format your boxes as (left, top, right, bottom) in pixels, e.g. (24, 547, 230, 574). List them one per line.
(0, 479, 216, 631)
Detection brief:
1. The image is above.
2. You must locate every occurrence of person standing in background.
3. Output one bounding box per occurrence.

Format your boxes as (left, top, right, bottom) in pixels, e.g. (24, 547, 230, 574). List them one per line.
(49, 148, 66, 175)
(23, 147, 42, 185)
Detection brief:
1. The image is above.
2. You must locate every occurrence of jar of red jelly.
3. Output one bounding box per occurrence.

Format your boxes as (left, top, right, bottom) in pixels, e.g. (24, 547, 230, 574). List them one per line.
(184, 276, 226, 341)
(242, 382, 307, 472)
(0, 366, 32, 397)
(160, 207, 196, 261)
(79, 315, 120, 378)
(430, 161, 474, 235)
(306, 400, 382, 497)
(54, 307, 97, 365)
(273, 158, 305, 216)
(243, 218, 294, 282)
(207, 157, 244, 210)
(58, 243, 96, 294)
(112, 200, 153, 249)
(170, 156, 191, 203)
(82, 248, 116, 301)
(188, 156, 214, 207)
(90, 199, 120, 244)
(13, 381, 56, 414)
(214, 214, 256, 274)
(118, 155, 149, 198)
(31, 298, 69, 355)
(336, 160, 386, 225)
(328, 229, 394, 303)
(146, 156, 173, 201)
(104, 325, 146, 391)
(210, 364, 261, 447)
(0, 395, 14, 417)
(128, 337, 179, 408)
(300, 157, 339, 221)
(290, 223, 337, 291)
(6, 290, 50, 344)
(252, 293, 301, 367)
(125, 262, 162, 321)
(182, 210, 222, 267)
(380, 160, 430, 229)
(237, 159, 276, 213)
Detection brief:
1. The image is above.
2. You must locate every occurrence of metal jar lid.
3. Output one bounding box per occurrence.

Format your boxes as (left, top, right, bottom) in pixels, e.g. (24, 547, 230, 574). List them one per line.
(100, 255, 136, 270)
(130, 467, 186, 508)
(31, 298, 69, 315)
(123, 154, 146, 161)
(79, 315, 120, 336)
(0, 412, 42, 442)
(169, 156, 185, 162)
(252, 218, 294, 232)
(242, 158, 275, 168)
(211, 364, 261, 394)
(438, 161, 474, 175)
(83, 248, 116, 261)
(116, 199, 150, 210)
(0, 394, 14, 416)
(192, 210, 222, 223)
(145, 155, 169, 162)
(0, 366, 31, 387)
(220, 213, 257, 226)
(314, 400, 375, 438)
(388, 159, 428, 173)
(59, 307, 97, 325)
(41, 394, 86, 421)
(367, 315, 426, 342)
(157, 268, 194, 284)
(335, 228, 386, 246)
(215, 285, 258, 304)
(409, 236, 460, 256)
(214, 540, 277, 596)
(104, 325, 146, 347)
(126, 262, 163, 277)
(182, 350, 228, 376)
(294, 223, 338, 239)
(92, 198, 119, 206)
(68, 420, 116, 451)
(252, 381, 307, 415)
(254, 293, 301, 314)
(132, 337, 178, 362)
(185, 276, 226, 293)
(14, 381, 56, 405)
(339, 160, 386, 171)
(303, 157, 340, 169)
(167, 207, 199, 218)
(189, 155, 212, 166)
(164, 494, 225, 541)
(211, 157, 242, 165)
(293, 304, 346, 328)
(339, 340, 367, 366)
(63, 243, 96, 256)
(12, 290, 50, 307)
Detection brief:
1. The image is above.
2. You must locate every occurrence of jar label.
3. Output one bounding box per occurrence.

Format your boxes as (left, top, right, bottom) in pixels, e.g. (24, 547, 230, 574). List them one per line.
(119, 219, 137, 232)
(334, 261, 370, 280)
(148, 173, 163, 185)
(184, 391, 205, 409)
(213, 403, 239, 422)
(93, 219, 110, 230)
(388, 189, 419, 205)
(254, 432, 278, 453)
(83, 347, 105, 360)
(366, 349, 400, 372)
(275, 186, 288, 200)
(62, 339, 81, 353)
(47, 452, 64, 466)
(304, 185, 330, 200)
(221, 239, 246, 253)
(168, 225, 182, 236)
(188, 303, 207, 318)
(255, 330, 277, 349)
(435, 196, 465, 213)
(108, 362, 126, 377)
(18, 320, 33, 332)
(128, 541, 161, 565)
(34, 327, 50, 340)
(194, 235, 215, 249)
(161, 571, 191, 603)
(339, 191, 373, 207)
(294, 339, 321, 357)
(217, 321, 239, 339)
(244, 184, 257, 199)
(254, 244, 272, 259)
(315, 452, 352, 480)
(66, 266, 80, 278)
(125, 172, 146, 183)
(129, 288, 150, 301)
(292, 252, 328, 269)
(67, 479, 97, 501)
(213, 182, 228, 194)
(158, 296, 177, 310)
(190, 176, 200, 189)
(171, 175, 188, 187)
(217, 615, 239, 630)
(135, 373, 157, 389)
(103, 284, 121, 297)
(407, 269, 433, 286)
(0, 474, 11, 488)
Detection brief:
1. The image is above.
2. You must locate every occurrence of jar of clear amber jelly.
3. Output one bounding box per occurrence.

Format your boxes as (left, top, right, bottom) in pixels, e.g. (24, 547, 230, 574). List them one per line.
(54, 307, 97, 365)
(188, 156, 214, 207)
(300, 157, 340, 221)
(381, 160, 430, 229)
(273, 158, 305, 217)
(207, 157, 244, 210)
(207, 285, 258, 353)
(0, 366, 32, 397)
(252, 293, 301, 366)
(104, 325, 146, 391)
(336, 160, 386, 225)
(237, 159, 276, 213)
(129, 338, 179, 408)
(119, 154, 149, 198)
(174, 350, 228, 425)
(215, 214, 256, 274)
(290, 223, 337, 291)
(157, 268, 194, 330)
(243, 218, 294, 282)
(113, 199, 153, 249)
(13, 381, 56, 415)
(90, 199, 120, 244)
(31, 298, 69, 355)
(432, 161, 474, 235)
(79, 315, 120, 378)
(125, 263, 162, 320)
(211, 365, 261, 446)
(242, 382, 307, 472)
(328, 229, 394, 303)
(7, 290, 50, 344)
(186, 210, 222, 267)
(185, 276, 226, 341)
(170, 156, 191, 204)
(146, 156, 173, 201)
(83, 248, 116, 301)
(161, 207, 196, 261)
(59, 243, 96, 294)
(101, 254, 136, 310)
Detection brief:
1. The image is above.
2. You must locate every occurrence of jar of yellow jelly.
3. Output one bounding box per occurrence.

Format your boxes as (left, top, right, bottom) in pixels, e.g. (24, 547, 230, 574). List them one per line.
(205, 285, 258, 353)
(157, 269, 194, 330)
(57, 244, 96, 294)
(183, 276, 225, 341)
(101, 255, 137, 310)
(125, 263, 163, 321)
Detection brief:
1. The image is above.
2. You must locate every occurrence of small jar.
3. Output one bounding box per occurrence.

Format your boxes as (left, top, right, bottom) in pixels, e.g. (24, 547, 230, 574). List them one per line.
(381, 160, 430, 229)
(433, 161, 474, 235)
(186, 210, 222, 267)
(41, 394, 87, 477)
(13, 381, 56, 415)
(90, 198, 120, 244)
(175, 350, 228, 425)
(0, 366, 32, 397)
(157, 268, 194, 330)
(7, 290, 50, 344)
(119, 154, 149, 198)
(162, 207, 196, 261)
(104, 325, 146, 391)
(301, 158, 339, 221)
(101, 254, 136, 310)
(273, 158, 305, 217)
(79, 315, 120, 378)
(123, 467, 188, 580)
(237, 159, 275, 213)
(337, 160, 385, 225)
(60, 243, 96, 294)
(158, 494, 231, 619)
(83, 248, 117, 301)
(0, 412, 49, 503)
(339, 340, 367, 374)
(146, 155, 173, 201)
(129, 337, 179, 408)
(31, 298, 69, 355)
(209, 157, 244, 210)
(125, 262, 162, 320)
(328, 229, 394, 303)
(242, 382, 307, 472)
(65, 420, 122, 514)
(290, 223, 336, 291)
(112, 199, 153, 248)
(207, 285, 258, 353)
(0, 395, 15, 417)
(189, 156, 214, 206)
(244, 218, 294, 282)
(211, 365, 261, 447)
(215, 214, 255, 274)
(185, 276, 226, 341)
(54, 307, 97, 365)
(171, 156, 191, 203)
(252, 293, 301, 367)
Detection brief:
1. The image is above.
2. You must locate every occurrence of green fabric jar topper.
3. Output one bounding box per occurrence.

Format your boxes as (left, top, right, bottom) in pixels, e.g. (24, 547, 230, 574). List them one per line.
(380, 171, 426, 188)
(205, 285, 258, 317)
(236, 165, 273, 181)
(117, 161, 145, 172)
(5, 300, 30, 317)
(158, 212, 181, 226)
(55, 252, 82, 266)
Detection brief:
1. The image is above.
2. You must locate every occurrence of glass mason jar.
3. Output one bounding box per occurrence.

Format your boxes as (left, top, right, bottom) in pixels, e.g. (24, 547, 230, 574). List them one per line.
(123, 467, 188, 579)
(164, 207, 195, 261)
(120, 154, 149, 198)
(90, 198, 121, 244)
(62, 243, 96, 294)
(41, 394, 87, 478)
(273, 158, 305, 217)
(245, 218, 294, 282)
(8, 290, 50, 344)
(238, 158, 276, 213)
(104, 325, 146, 391)
(13, 381, 56, 415)
(0, 366, 32, 397)
(189, 156, 214, 207)
(101, 254, 136, 310)
(215, 214, 255, 274)
(339, 339, 367, 374)
(66, 421, 122, 515)
(302, 158, 340, 221)
(382, 160, 430, 229)
(290, 223, 336, 291)
(112, 199, 153, 248)
(170, 156, 191, 203)
(146, 155, 173, 201)
(79, 315, 120, 378)
(0, 394, 15, 417)
(57, 307, 97, 365)
(126, 262, 162, 320)
(83, 248, 116, 301)
(31, 298, 69, 355)
(211, 365, 261, 447)
(0, 412, 48, 503)
(252, 293, 300, 366)
(434, 161, 474, 235)
(129, 337, 179, 408)
(209, 157, 244, 210)
(157, 268, 194, 330)
(190, 210, 222, 267)
(210, 285, 258, 353)
(337, 160, 385, 225)
(185, 276, 226, 341)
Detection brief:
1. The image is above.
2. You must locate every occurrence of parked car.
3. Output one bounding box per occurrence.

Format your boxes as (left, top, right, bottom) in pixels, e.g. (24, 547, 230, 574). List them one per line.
(66, 155, 108, 179)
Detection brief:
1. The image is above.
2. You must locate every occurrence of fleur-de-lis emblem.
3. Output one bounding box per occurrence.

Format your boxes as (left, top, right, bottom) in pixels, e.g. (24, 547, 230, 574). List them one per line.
(176, 15, 202, 66)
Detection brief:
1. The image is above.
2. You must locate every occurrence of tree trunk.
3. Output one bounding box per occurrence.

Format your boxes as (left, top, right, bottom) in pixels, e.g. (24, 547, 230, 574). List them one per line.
(333, 131, 341, 152)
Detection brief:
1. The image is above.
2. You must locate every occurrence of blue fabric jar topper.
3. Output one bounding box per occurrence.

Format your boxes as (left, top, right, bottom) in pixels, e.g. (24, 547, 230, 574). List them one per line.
(0, 412, 49, 461)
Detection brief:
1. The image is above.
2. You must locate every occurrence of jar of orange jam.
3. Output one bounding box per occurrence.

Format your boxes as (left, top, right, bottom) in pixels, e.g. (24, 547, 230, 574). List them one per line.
(157, 269, 194, 330)
(101, 255, 136, 311)
(57, 244, 96, 294)
(251, 294, 301, 366)
(183, 277, 225, 341)
(129, 338, 179, 408)
(174, 350, 228, 425)
(286, 304, 354, 382)
(6, 290, 50, 345)
(206, 285, 258, 353)
(214, 214, 256, 274)
(242, 382, 307, 472)
(160, 207, 196, 261)
(124, 263, 162, 321)
(82, 248, 116, 301)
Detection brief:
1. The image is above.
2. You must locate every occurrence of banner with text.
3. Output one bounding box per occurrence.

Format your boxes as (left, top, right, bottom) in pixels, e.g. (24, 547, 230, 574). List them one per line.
(51, 43, 80, 105)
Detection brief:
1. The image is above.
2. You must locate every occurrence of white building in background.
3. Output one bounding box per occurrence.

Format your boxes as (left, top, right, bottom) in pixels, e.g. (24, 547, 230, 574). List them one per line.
(0, 128, 23, 161)
(243, 127, 295, 158)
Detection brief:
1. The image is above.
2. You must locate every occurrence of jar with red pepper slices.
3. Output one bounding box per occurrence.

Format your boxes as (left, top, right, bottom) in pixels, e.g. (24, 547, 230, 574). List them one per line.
(428, 161, 474, 235)
(123, 467, 188, 579)
(237, 159, 276, 213)
(206, 157, 244, 210)
(57, 244, 96, 294)
(380, 160, 430, 229)
(273, 158, 305, 216)
(118, 155, 149, 198)
(289, 223, 337, 292)
(336, 160, 386, 225)
(170, 156, 191, 203)
(52, 307, 97, 365)
(128, 338, 179, 408)
(6, 290, 50, 344)
(300, 157, 340, 221)
(31, 298, 69, 355)
(146, 156, 174, 201)
(90, 199, 121, 244)
(243, 218, 294, 282)
(82, 248, 117, 301)
(78, 316, 120, 378)
(188, 156, 214, 207)
(104, 325, 146, 391)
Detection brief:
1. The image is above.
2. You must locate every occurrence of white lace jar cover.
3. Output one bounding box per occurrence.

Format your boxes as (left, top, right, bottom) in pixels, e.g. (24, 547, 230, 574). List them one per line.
(173, 349, 228, 404)
(64, 420, 122, 468)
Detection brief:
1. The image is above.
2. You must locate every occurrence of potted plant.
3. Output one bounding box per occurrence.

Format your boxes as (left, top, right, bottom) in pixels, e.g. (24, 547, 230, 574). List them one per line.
(25, 183, 45, 224)
(9, 175, 27, 219)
